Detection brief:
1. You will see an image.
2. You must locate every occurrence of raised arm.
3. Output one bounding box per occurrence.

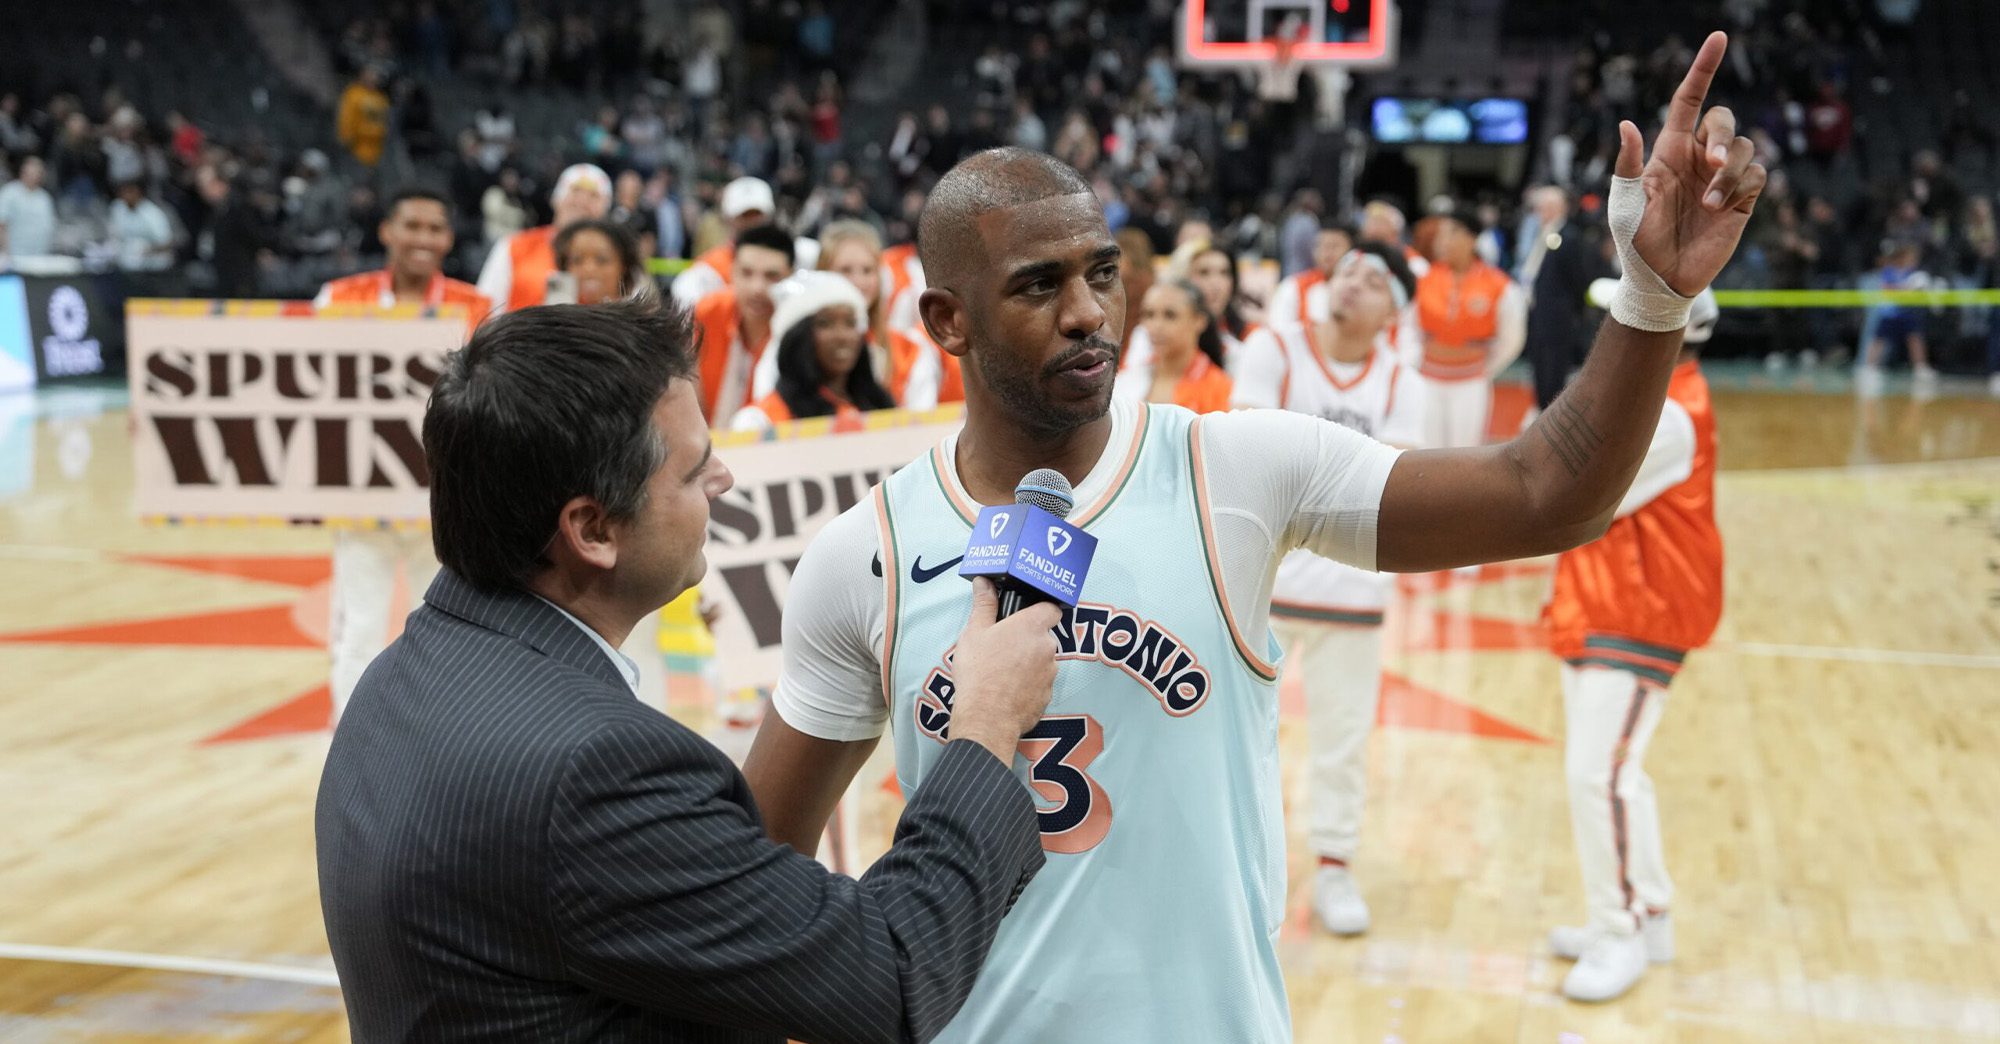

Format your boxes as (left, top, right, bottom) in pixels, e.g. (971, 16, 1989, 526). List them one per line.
(1375, 32, 1764, 572)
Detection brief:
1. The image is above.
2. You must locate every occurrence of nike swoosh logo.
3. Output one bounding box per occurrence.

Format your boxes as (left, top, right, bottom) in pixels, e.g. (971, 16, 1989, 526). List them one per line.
(910, 555, 964, 583)
(871, 553, 883, 578)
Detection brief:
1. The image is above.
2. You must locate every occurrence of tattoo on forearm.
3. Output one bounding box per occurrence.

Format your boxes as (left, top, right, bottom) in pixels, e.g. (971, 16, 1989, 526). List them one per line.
(1539, 396, 1604, 478)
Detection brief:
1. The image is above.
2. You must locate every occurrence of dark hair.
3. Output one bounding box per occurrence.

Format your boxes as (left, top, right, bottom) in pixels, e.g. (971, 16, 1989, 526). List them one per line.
(384, 185, 452, 220)
(1191, 244, 1248, 341)
(773, 312, 896, 419)
(1158, 279, 1227, 370)
(1349, 241, 1418, 302)
(1320, 220, 1356, 239)
(424, 299, 698, 592)
(555, 218, 646, 298)
(734, 223, 796, 267)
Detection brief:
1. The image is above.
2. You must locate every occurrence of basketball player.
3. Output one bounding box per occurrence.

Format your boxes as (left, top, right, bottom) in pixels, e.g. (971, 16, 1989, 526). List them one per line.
(1543, 287, 1722, 1002)
(1267, 221, 1355, 330)
(314, 187, 492, 722)
(475, 163, 610, 314)
(745, 33, 1761, 1040)
(1413, 209, 1526, 448)
(1230, 242, 1424, 935)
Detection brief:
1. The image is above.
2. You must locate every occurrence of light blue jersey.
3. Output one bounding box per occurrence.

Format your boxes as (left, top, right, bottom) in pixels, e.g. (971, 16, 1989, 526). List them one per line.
(874, 403, 1292, 1042)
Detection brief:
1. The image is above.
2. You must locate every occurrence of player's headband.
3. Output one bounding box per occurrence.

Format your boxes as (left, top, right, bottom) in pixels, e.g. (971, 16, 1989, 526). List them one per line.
(1339, 250, 1410, 311)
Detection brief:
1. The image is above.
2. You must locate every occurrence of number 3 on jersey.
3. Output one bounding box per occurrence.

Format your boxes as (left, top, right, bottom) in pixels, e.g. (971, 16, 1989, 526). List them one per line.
(1018, 714, 1111, 853)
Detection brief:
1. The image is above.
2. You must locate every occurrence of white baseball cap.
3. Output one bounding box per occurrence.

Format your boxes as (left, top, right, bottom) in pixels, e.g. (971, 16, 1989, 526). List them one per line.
(721, 177, 776, 219)
(552, 163, 612, 203)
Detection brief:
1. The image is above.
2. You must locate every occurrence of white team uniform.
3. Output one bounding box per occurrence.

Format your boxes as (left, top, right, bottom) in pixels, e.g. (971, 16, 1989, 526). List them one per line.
(1231, 323, 1424, 863)
(773, 397, 1401, 1041)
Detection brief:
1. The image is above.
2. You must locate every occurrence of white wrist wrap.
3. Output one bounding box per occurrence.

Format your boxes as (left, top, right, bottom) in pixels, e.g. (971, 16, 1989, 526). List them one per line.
(1606, 174, 1696, 332)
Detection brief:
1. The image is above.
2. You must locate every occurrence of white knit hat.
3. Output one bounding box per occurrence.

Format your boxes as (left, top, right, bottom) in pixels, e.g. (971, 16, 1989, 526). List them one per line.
(768, 271, 870, 347)
(552, 163, 612, 203)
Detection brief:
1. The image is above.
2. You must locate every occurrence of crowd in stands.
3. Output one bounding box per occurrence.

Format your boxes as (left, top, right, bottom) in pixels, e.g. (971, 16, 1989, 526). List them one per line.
(0, 0, 1995, 388)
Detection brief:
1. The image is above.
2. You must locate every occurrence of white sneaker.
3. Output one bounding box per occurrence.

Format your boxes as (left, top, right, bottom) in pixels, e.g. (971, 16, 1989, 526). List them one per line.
(1764, 351, 1787, 373)
(1988, 372, 2000, 397)
(1799, 349, 1820, 369)
(1913, 364, 1941, 385)
(1549, 912, 1675, 962)
(1312, 865, 1371, 936)
(1856, 366, 1886, 396)
(1562, 932, 1649, 1002)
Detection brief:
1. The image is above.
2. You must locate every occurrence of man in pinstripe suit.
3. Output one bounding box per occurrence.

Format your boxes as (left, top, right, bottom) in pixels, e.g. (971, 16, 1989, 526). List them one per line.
(316, 300, 1063, 1043)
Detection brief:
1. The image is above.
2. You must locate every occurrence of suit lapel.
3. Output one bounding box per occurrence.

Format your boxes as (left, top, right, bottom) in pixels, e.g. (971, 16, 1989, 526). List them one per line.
(422, 569, 631, 692)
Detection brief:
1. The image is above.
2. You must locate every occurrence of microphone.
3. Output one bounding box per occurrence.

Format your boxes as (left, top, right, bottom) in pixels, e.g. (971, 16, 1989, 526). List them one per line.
(959, 469, 1099, 620)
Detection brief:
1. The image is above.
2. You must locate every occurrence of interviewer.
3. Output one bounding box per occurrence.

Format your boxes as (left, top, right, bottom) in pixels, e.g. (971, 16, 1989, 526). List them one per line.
(316, 299, 1060, 1043)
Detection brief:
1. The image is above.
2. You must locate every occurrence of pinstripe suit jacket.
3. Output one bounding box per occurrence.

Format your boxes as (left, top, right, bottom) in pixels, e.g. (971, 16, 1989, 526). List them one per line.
(317, 569, 1044, 1043)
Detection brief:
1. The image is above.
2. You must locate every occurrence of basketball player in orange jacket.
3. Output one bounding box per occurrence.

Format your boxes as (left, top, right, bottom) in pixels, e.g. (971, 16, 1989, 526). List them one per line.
(1543, 287, 1722, 1003)
(475, 163, 610, 314)
(315, 187, 491, 723)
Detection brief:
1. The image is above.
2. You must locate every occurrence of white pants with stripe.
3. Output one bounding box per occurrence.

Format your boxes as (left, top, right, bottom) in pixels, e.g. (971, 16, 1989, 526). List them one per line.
(329, 529, 439, 723)
(1562, 662, 1674, 935)
(1276, 619, 1383, 864)
(1422, 375, 1493, 448)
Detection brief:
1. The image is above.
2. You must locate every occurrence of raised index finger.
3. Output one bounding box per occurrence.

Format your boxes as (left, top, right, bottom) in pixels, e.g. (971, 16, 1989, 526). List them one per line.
(1664, 30, 1729, 135)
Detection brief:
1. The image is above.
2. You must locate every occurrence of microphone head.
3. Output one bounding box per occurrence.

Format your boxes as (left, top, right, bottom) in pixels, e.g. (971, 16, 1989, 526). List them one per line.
(1014, 469, 1075, 520)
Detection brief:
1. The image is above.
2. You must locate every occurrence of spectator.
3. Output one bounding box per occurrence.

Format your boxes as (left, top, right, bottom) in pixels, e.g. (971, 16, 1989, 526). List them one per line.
(607, 170, 656, 259)
(207, 173, 280, 297)
(481, 168, 532, 250)
(1279, 188, 1324, 277)
(1804, 82, 1852, 167)
(582, 106, 625, 166)
(1116, 227, 1157, 353)
(0, 93, 40, 157)
(651, 168, 688, 260)
(107, 179, 175, 272)
(1521, 187, 1606, 411)
(1804, 195, 1850, 361)
(810, 77, 843, 173)
(1009, 96, 1048, 152)
(1183, 243, 1252, 357)
(1761, 198, 1819, 369)
(670, 176, 775, 306)
(553, 218, 649, 304)
(448, 130, 489, 219)
(1858, 239, 1938, 392)
(474, 101, 516, 170)
(50, 112, 105, 205)
(731, 114, 776, 179)
(623, 95, 667, 177)
(1114, 279, 1233, 414)
(730, 271, 893, 432)
(796, 2, 835, 74)
(690, 222, 795, 423)
(477, 163, 612, 313)
(336, 66, 391, 169)
(0, 156, 56, 262)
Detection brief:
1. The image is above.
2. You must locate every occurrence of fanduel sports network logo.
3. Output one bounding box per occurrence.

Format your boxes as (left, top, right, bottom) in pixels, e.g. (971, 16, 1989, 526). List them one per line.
(959, 504, 1099, 607)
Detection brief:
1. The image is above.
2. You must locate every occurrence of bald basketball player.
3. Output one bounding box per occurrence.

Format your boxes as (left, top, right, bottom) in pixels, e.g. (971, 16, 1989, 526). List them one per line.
(745, 34, 1762, 1040)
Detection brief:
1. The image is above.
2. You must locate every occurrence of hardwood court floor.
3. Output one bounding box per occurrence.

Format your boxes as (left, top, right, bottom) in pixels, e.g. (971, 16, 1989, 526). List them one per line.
(1, 377, 1996, 1042)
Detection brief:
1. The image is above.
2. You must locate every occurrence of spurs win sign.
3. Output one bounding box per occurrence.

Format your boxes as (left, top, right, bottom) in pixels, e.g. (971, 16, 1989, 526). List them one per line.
(127, 300, 466, 523)
(701, 408, 963, 692)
